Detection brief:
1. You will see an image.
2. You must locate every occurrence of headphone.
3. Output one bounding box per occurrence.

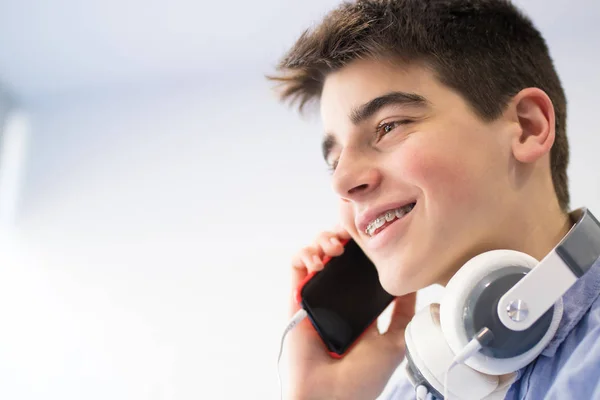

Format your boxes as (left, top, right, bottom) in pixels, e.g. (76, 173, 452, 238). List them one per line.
(403, 207, 600, 400)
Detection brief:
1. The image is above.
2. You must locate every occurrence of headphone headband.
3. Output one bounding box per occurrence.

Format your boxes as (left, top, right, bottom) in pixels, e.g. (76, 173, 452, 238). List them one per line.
(498, 208, 600, 331)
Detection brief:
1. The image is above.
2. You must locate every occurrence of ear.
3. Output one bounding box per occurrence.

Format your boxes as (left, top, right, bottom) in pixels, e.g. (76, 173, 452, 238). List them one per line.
(510, 88, 555, 164)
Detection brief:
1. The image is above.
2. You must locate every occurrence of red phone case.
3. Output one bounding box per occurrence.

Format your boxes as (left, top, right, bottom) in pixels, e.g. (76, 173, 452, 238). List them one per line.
(293, 238, 378, 359)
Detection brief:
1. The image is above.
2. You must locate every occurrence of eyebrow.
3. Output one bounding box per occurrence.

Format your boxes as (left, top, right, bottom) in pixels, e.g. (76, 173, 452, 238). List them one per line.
(321, 91, 430, 163)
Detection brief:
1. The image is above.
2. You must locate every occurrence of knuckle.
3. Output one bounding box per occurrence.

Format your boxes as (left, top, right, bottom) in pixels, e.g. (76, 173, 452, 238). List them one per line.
(315, 231, 333, 242)
(302, 245, 317, 257)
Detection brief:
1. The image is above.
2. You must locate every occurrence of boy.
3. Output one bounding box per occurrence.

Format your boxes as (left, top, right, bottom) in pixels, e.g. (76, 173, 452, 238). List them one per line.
(268, 0, 600, 398)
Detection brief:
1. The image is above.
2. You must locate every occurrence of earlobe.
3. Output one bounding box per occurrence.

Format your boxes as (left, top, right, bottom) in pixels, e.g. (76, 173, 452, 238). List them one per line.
(511, 88, 555, 164)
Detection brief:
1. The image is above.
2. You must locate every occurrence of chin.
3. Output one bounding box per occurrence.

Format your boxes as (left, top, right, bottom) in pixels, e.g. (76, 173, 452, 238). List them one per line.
(377, 259, 423, 296)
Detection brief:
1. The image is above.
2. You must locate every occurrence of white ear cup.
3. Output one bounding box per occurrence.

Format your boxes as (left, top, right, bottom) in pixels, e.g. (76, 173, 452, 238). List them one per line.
(405, 304, 499, 400)
(440, 249, 564, 375)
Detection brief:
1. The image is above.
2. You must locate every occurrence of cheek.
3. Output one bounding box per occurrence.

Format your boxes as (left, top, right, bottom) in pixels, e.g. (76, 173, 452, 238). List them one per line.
(338, 200, 359, 236)
(394, 139, 482, 205)
(399, 130, 509, 234)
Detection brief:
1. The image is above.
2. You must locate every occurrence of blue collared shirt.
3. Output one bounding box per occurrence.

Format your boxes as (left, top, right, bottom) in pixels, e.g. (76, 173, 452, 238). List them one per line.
(383, 257, 600, 399)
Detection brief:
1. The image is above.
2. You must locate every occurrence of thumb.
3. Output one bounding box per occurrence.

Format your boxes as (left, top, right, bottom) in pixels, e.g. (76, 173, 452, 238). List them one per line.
(338, 295, 418, 395)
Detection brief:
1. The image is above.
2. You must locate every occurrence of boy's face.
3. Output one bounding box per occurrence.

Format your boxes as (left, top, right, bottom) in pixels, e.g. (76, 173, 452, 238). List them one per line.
(320, 58, 520, 295)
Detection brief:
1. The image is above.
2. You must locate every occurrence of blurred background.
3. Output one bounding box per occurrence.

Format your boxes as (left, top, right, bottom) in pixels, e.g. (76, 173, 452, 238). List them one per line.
(0, 0, 598, 399)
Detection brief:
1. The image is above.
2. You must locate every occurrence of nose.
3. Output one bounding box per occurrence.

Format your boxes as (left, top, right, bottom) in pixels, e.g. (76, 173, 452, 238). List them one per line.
(332, 148, 382, 201)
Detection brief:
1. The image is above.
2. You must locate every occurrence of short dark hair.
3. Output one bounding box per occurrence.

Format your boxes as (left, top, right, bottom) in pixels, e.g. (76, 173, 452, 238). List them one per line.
(268, 0, 570, 211)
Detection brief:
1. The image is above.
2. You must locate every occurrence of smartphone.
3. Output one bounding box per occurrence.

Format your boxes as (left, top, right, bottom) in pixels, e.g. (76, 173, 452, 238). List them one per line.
(295, 238, 395, 358)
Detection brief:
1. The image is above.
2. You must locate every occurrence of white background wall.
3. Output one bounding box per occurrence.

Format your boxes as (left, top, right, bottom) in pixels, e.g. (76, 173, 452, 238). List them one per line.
(0, 89, 9, 128)
(0, 79, 341, 400)
(0, 1, 599, 400)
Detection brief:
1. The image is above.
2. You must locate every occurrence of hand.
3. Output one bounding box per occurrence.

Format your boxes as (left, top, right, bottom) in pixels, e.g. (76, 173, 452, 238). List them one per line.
(287, 226, 417, 400)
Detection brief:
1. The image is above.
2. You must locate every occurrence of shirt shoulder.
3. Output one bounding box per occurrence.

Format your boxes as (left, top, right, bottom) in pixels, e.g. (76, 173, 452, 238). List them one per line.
(507, 294, 600, 399)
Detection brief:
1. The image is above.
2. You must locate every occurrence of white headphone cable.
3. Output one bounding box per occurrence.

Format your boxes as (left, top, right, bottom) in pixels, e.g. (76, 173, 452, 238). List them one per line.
(277, 308, 308, 400)
(443, 327, 494, 400)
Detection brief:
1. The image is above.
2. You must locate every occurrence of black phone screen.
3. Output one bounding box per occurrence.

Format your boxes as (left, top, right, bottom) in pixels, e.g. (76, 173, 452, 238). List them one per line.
(300, 239, 395, 356)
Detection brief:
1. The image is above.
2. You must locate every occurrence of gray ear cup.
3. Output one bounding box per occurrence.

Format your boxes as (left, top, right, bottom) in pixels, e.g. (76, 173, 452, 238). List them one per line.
(464, 266, 555, 359)
(440, 250, 563, 376)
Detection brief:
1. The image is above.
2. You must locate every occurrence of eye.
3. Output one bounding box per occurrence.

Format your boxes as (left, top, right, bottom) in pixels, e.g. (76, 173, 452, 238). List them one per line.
(327, 159, 339, 174)
(375, 119, 412, 141)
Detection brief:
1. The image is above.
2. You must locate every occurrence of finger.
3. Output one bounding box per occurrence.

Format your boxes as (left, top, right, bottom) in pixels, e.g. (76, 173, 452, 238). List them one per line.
(289, 261, 307, 313)
(316, 231, 345, 258)
(348, 295, 417, 373)
(302, 246, 325, 272)
(292, 246, 323, 272)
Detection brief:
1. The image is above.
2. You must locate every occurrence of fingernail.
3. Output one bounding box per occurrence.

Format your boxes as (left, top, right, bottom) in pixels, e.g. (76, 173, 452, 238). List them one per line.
(330, 237, 341, 247)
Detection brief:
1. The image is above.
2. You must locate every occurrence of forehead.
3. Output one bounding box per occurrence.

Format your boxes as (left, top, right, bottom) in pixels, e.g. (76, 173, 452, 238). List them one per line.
(320, 58, 439, 128)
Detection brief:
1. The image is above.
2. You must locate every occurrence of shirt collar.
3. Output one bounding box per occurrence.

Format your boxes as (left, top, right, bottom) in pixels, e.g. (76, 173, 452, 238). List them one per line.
(540, 211, 600, 357)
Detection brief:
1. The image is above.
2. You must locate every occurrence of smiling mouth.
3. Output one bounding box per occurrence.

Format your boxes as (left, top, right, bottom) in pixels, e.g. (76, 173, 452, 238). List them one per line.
(365, 202, 416, 237)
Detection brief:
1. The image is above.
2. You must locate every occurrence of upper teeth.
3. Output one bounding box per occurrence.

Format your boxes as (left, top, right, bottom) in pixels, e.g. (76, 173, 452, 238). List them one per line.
(365, 203, 414, 236)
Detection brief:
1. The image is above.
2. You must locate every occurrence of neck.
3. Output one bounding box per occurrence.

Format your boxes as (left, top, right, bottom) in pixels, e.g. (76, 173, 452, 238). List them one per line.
(510, 203, 573, 263)
(506, 168, 574, 263)
(438, 200, 574, 287)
